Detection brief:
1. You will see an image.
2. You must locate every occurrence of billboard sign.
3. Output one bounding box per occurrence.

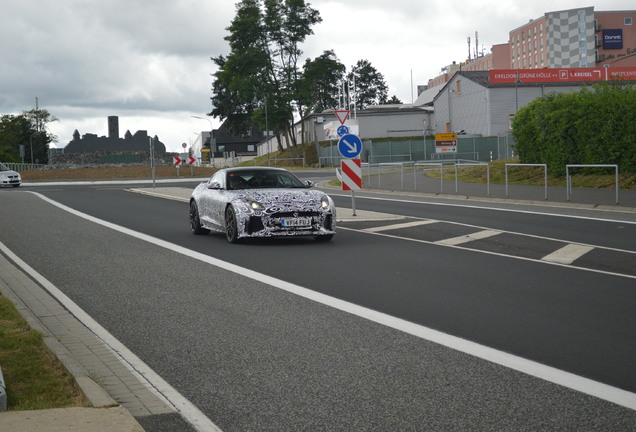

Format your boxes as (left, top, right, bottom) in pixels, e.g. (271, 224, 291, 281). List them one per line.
(603, 29, 623, 50)
(490, 67, 636, 84)
(490, 68, 603, 84)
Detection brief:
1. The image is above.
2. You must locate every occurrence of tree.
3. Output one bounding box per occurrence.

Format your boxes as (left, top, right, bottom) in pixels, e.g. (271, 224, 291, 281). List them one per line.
(385, 95, 403, 104)
(347, 59, 388, 110)
(210, 0, 321, 152)
(300, 50, 346, 114)
(512, 82, 636, 175)
(0, 109, 57, 164)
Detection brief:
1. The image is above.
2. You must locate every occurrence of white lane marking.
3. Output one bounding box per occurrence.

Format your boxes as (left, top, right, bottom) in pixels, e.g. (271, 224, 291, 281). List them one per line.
(26, 192, 636, 413)
(542, 244, 595, 264)
(327, 192, 636, 223)
(0, 240, 221, 431)
(363, 220, 438, 232)
(436, 229, 501, 246)
(6, 194, 223, 432)
(129, 188, 189, 202)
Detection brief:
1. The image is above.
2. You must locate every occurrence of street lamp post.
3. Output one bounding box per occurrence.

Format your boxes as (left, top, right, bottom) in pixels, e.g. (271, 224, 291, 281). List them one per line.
(191, 116, 214, 167)
(30, 132, 38, 165)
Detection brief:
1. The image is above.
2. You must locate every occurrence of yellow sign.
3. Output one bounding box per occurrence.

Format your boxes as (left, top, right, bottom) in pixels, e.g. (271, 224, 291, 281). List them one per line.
(435, 133, 457, 140)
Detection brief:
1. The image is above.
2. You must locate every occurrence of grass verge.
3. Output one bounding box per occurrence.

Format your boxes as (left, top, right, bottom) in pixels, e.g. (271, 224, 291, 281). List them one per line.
(0, 293, 89, 411)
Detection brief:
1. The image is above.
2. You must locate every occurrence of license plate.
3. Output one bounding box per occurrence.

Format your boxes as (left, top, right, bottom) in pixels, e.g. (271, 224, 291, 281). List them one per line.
(281, 218, 311, 227)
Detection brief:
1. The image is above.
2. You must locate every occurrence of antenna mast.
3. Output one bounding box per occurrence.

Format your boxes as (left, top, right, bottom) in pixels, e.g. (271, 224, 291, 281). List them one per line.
(475, 31, 479, 59)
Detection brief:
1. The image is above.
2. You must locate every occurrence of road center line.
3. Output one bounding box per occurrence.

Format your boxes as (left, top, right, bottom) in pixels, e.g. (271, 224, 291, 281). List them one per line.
(26, 191, 636, 413)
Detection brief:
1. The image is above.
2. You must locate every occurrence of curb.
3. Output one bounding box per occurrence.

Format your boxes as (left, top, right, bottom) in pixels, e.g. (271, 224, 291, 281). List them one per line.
(0, 256, 119, 410)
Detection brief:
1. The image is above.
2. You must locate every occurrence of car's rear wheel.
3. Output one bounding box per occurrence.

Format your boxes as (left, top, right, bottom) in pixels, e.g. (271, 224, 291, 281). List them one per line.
(190, 201, 209, 235)
(225, 206, 240, 243)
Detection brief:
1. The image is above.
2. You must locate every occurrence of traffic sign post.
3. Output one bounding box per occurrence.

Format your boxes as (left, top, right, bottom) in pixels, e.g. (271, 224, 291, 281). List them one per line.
(173, 156, 183, 176)
(338, 158, 362, 217)
(435, 133, 458, 154)
(338, 134, 362, 159)
(341, 158, 362, 191)
(334, 110, 350, 125)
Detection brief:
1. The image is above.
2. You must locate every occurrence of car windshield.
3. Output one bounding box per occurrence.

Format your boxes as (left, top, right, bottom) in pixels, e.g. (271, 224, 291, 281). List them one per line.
(0, 163, 10, 172)
(227, 170, 306, 190)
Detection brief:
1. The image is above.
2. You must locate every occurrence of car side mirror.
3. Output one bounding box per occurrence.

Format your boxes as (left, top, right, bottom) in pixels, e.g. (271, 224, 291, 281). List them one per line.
(208, 182, 221, 190)
(304, 180, 314, 187)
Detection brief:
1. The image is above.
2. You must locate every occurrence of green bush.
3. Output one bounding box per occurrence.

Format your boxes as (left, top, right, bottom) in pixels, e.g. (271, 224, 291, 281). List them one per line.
(512, 82, 636, 176)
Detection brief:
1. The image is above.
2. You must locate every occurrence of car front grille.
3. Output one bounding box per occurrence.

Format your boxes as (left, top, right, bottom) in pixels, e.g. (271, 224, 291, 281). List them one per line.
(270, 211, 321, 218)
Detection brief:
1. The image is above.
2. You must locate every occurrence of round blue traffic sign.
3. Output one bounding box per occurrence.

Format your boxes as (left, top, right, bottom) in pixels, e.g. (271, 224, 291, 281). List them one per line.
(337, 125, 349, 137)
(338, 134, 362, 158)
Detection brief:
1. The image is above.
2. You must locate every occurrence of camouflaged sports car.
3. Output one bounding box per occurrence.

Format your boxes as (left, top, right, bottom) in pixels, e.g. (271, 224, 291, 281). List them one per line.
(190, 167, 336, 243)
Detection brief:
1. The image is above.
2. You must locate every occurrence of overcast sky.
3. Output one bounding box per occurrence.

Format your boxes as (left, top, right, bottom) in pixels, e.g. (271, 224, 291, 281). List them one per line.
(2, 0, 634, 153)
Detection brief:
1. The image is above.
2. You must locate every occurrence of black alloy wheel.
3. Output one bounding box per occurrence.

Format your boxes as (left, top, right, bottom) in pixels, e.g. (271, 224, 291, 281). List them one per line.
(190, 201, 209, 235)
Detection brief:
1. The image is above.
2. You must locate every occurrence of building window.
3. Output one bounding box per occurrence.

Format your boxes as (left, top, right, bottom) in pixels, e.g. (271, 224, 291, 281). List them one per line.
(455, 80, 461, 94)
(626, 17, 633, 25)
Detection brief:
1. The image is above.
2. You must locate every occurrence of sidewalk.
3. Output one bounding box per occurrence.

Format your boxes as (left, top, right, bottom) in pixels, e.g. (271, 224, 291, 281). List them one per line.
(0, 246, 174, 432)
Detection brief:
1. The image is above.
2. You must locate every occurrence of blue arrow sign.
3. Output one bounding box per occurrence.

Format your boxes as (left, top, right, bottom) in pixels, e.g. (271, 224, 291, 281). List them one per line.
(338, 134, 362, 158)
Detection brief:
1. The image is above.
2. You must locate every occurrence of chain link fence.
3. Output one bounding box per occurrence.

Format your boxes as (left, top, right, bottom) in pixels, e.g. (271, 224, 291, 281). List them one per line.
(318, 135, 516, 167)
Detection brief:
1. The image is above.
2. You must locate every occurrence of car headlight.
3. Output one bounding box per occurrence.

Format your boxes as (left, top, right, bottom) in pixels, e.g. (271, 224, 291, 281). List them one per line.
(242, 198, 264, 211)
(321, 196, 331, 209)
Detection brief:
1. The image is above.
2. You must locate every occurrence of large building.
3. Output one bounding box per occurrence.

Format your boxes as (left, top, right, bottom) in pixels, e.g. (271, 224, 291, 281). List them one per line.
(427, 6, 635, 86)
(510, 7, 636, 69)
(64, 116, 166, 154)
(431, 68, 636, 137)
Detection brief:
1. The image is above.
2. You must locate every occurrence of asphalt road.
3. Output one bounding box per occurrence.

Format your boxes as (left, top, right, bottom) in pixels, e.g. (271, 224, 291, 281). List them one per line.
(1, 180, 636, 431)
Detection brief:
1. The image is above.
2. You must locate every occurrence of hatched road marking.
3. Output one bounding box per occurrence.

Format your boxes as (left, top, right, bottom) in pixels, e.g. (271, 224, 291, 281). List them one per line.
(542, 244, 595, 264)
(436, 229, 502, 246)
(363, 220, 438, 232)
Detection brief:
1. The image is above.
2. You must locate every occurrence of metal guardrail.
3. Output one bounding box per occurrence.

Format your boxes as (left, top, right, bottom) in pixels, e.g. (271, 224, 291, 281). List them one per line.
(567, 164, 618, 204)
(363, 159, 491, 195)
(506, 163, 548, 200)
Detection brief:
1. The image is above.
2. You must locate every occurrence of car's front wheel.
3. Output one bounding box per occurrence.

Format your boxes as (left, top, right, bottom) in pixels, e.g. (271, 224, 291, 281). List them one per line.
(225, 206, 240, 243)
(190, 201, 209, 235)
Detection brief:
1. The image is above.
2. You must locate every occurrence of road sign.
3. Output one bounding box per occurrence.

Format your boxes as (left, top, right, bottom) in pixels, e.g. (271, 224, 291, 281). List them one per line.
(435, 133, 457, 154)
(337, 125, 349, 137)
(173, 156, 183, 166)
(435, 133, 457, 140)
(334, 110, 350, 125)
(187, 156, 196, 165)
(338, 134, 362, 158)
(340, 158, 362, 191)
